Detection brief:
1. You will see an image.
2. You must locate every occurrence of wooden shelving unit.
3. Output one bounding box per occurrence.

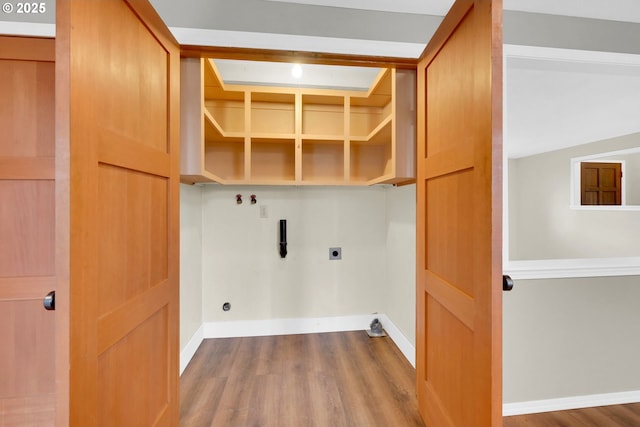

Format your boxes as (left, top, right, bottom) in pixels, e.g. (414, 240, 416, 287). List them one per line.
(180, 58, 415, 185)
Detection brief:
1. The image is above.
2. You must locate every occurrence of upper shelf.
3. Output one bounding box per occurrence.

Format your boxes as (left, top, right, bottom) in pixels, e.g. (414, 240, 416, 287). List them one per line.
(180, 58, 415, 186)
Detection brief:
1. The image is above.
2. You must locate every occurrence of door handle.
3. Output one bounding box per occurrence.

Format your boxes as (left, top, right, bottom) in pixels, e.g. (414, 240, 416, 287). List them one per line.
(502, 275, 514, 291)
(43, 291, 55, 311)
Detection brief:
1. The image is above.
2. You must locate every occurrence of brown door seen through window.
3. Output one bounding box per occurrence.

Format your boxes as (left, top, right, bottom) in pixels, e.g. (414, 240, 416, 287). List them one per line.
(581, 162, 622, 205)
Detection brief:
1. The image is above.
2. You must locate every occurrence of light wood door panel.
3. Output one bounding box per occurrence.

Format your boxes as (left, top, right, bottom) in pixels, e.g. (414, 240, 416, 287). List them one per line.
(0, 36, 56, 427)
(56, 0, 180, 425)
(416, 0, 503, 426)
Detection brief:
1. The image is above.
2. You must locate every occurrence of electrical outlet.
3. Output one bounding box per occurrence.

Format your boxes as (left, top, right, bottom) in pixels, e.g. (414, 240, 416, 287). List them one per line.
(329, 247, 342, 260)
(259, 205, 268, 218)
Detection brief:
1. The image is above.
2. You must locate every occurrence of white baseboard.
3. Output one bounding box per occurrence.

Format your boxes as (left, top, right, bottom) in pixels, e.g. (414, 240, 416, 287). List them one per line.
(203, 314, 376, 338)
(180, 313, 416, 374)
(378, 314, 416, 367)
(503, 390, 640, 416)
(180, 324, 204, 375)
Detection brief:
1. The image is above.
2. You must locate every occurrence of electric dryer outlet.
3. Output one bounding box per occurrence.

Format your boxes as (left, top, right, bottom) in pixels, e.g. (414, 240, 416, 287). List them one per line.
(329, 247, 342, 260)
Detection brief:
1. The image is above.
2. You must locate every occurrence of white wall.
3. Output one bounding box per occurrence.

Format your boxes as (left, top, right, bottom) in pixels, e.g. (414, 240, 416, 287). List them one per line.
(179, 184, 203, 350)
(504, 133, 640, 409)
(182, 178, 640, 410)
(179, 184, 418, 351)
(509, 133, 640, 260)
(504, 275, 640, 404)
(383, 184, 417, 345)
(200, 185, 389, 323)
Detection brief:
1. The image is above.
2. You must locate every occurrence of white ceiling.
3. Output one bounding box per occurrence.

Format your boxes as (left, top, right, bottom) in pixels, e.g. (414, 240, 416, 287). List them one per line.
(506, 46, 640, 158)
(263, 0, 454, 15)
(266, 0, 640, 23)
(503, 0, 640, 24)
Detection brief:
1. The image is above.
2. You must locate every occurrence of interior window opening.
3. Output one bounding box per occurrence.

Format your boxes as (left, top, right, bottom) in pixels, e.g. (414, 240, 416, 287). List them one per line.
(580, 161, 622, 206)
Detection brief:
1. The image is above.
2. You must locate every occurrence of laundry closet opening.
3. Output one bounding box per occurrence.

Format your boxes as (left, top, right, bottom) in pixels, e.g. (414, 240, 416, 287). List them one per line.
(178, 57, 418, 373)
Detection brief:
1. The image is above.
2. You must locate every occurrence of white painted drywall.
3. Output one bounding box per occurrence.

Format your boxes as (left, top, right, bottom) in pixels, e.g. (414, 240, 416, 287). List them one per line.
(383, 184, 417, 345)
(179, 183, 418, 352)
(179, 184, 203, 349)
(180, 178, 640, 408)
(504, 132, 640, 405)
(199, 185, 389, 322)
(503, 275, 640, 403)
(509, 133, 640, 260)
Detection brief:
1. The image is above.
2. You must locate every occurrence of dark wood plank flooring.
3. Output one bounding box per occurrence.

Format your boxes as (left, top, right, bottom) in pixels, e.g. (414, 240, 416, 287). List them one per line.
(181, 331, 640, 427)
(504, 403, 640, 427)
(180, 331, 425, 427)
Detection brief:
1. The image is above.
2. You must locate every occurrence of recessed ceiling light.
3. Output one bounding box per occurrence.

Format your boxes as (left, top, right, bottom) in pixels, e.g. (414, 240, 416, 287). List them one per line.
(291, 63, 303, 79)
(213, 59, 381, 90)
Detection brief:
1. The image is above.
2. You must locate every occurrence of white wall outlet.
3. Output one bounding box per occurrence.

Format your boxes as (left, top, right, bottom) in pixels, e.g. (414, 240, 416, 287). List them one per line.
(259, 205, 268, 218)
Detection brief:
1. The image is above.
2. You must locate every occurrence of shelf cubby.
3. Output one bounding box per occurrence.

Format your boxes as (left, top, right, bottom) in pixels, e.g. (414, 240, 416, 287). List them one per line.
(350, 118, 393, 182)
(250, 138, 295, 182)
(250, 92, 295, 136)
(203, 114, 244, 181)
(349, 68, 392, 139)
(350, 140, 392, 183)
(204, 99, 244, 134)
(301, 94, 345, 137)
(204, 59, 245, 134)
(301, 138, 345, 183)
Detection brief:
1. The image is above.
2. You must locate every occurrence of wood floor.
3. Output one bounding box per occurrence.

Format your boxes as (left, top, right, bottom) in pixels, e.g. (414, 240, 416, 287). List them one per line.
(180, 331, 425, 427)
(181, 331, 640, 427)
(503, 403, 640, 427)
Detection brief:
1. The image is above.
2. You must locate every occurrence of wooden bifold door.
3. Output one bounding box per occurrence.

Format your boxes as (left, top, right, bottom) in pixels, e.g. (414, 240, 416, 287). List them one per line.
(56, 0, 181, 425)
(1, 1, 180, 426)
(415, 0, 503, 425)
(0, 0, 179, 427)
(0, 35, 57, 427)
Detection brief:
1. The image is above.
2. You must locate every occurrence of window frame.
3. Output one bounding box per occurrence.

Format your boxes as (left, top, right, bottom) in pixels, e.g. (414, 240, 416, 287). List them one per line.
(570, 150, 640, 211)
